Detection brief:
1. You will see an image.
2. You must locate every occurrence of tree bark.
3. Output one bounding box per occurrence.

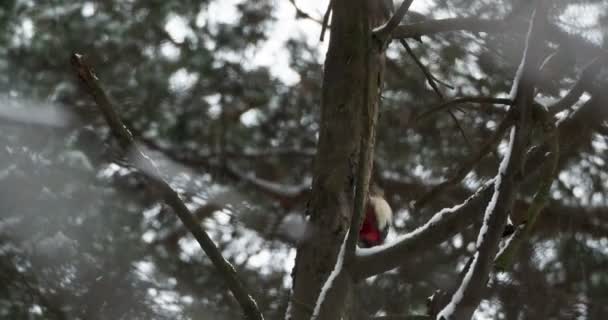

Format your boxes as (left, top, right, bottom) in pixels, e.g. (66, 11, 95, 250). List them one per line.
(286, 0, 386, 319)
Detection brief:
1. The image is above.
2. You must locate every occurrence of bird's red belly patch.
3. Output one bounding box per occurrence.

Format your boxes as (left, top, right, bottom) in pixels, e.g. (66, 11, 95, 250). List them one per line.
(359, 208, 381, 246)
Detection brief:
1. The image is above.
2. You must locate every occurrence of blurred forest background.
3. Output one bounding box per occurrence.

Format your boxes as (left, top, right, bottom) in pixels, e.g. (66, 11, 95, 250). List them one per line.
(1, 0, 608, 319)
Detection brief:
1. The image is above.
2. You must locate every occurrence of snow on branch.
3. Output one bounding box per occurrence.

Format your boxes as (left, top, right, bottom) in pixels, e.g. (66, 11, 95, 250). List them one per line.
(311, 230, 349, 320)
(435, 3, 547, 319)
(357, 187, 483, 257)
(436, 127, 515, 320)
(474, 127, 515, 249)
(353, 179, 495, 279)
(494, 123, 559, 270)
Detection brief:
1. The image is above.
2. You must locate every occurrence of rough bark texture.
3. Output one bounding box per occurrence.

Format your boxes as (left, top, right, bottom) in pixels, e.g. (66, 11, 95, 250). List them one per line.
(287, 1, 386, 319)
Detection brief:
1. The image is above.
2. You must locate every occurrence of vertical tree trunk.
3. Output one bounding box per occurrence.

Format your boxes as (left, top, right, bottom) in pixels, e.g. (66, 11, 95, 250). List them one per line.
(287, 1, 386, 319)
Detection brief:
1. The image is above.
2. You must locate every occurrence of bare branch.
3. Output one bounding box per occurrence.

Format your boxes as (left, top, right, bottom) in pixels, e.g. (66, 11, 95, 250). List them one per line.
(392, 14, 608, 64)
(447, 110, 473, 150)
(399, 39, 453, 96)
(392, 17, 506, 40)
(373, 0, 415, 44)
(398, 39, 473, 150)
(319, 0, 333, 41)
(70, 53, 264, 320)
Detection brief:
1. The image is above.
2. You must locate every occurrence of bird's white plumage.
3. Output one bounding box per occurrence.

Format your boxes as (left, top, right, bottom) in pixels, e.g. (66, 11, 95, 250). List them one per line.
(369, 195, 392, 229)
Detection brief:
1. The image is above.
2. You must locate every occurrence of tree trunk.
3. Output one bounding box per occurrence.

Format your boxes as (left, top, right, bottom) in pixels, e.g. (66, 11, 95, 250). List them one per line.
(287, 0, 386, 319)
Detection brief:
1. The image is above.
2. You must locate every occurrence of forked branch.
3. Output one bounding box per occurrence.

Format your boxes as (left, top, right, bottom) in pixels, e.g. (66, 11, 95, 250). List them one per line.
(373, 0, 415, 44)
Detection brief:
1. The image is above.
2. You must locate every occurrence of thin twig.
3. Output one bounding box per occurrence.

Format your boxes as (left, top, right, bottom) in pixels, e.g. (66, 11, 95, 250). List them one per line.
(400, 39, 454, 90)
(398, 39, 473, 148)
(398, 39, 472, 148)
(447, 110, 473, 149)
(287, 0, 324, 25)
(415, 97, 513, 123)
(319, 0, 333, 41)
(399, 39, 450, 97)
(415, 113, 514, 209)
(392, 17, 507, 39)
(70, 53, 264, 320)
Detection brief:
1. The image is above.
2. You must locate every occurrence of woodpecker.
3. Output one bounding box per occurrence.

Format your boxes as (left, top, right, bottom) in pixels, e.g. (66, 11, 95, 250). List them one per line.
(359, 190, 393, 248)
